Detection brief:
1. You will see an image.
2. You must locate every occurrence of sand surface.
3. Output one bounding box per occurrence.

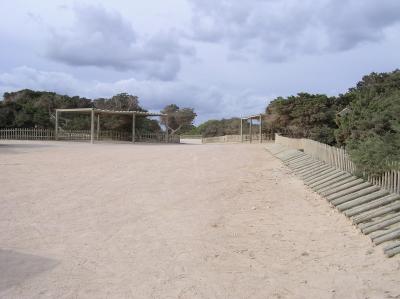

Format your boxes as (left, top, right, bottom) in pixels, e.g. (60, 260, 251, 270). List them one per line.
(0, 140, 399, 299)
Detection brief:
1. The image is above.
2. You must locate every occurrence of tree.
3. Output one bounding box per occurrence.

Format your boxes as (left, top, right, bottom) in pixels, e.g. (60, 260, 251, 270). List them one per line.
(264, 93, 341, 144)
(93, 93, 145, 131)
(335, 70, 400, 175)
(1, 89, 93, 129)
(94, 93, 140, 111)
(194, 118, 242, 137)
(160, 104, 196, 135)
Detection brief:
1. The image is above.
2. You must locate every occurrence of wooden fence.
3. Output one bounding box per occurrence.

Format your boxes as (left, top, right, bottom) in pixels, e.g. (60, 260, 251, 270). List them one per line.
(275, 134, 400, 194)
(180, 135, 203, 139)
(202, 133, 274, 144)
(0, 128, 54, 140)
(0, 128, 179, 143)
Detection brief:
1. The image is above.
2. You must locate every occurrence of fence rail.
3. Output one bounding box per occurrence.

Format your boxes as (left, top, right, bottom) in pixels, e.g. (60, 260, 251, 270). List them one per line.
(275, 134, 400, 194)
(0, 128, 179, 143)
(202, 133, 274, 144)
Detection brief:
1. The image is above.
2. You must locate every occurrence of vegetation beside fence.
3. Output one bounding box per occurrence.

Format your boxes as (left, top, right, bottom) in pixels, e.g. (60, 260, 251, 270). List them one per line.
(0, 128, 179, 143)
(202, 133, 274, 144)
(275, 134, 400, 194)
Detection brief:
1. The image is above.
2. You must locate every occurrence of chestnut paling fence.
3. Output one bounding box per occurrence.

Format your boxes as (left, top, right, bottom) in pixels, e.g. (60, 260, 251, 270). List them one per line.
(202, 133, 274, 144)
(275, 134, 400, 195)
(0, 128, 180, 143)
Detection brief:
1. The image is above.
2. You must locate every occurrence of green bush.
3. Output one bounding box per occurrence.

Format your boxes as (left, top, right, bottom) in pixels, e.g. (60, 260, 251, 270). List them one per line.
(336, 70, 400, 175)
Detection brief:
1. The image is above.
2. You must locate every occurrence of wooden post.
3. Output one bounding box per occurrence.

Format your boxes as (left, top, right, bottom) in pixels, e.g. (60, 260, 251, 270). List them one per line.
(132, 113, 136, 143)
(55, 110, 59, 140)
(165, 115, 169, 143)
(97, 114, 100, 141)
(90, 109, 94, 144)
(249, 118, 252, 143)
(259, 114, 262, 144)
(240, 118, 243, 143)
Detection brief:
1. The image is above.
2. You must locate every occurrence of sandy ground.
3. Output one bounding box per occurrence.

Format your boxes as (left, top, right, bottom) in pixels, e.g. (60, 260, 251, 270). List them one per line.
(0, 140, 399, 299)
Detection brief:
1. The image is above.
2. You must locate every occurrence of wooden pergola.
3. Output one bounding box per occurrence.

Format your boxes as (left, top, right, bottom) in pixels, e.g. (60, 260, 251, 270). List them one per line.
(240, 114, 263, 143)
(55, 108, 167, 144)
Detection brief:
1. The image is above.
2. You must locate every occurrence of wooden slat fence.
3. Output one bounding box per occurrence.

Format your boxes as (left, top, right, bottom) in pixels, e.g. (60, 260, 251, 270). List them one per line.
(0, 128, 54, 140)
(275, 134, 400, 194)
(202, 133, 274, 144)
(135, 132, 180, 143)
(274, 134, 303, 150)
(180, 135, 203, 139)
(58, 130, 91, 141)
(0, 128, 179, 143)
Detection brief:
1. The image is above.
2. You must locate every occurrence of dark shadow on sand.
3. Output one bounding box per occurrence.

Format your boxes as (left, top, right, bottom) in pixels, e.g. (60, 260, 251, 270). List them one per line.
(0, 249, 58, 292)
(0, 143, 54, 154)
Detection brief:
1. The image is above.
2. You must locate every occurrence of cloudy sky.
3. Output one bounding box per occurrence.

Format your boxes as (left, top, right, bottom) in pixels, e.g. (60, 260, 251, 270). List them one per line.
(1, 0, 400, 123)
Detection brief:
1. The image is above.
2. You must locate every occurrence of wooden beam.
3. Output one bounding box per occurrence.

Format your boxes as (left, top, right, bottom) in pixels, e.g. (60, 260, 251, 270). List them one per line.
(259, 114, 262, 144)
(97, 114, 100, 141)
(55, 110, 59, 140)
(55, 108, 166, 117)
(385, 244, 400, 258)
(90, 109, 94, 144)
(240, 118, 243, 143)
(165, 116, 169, 143)
(249, 119, 252, 143)
(242, 114, 264, 120)
(132, 113, 136, 143)
(56, 108, 94, 113)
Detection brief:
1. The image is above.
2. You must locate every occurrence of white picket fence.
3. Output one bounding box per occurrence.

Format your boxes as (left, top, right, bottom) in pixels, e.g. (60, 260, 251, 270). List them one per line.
(275, 134, 400, 194)
(0, 128, 180, 143)
(0, 128, 54, 140)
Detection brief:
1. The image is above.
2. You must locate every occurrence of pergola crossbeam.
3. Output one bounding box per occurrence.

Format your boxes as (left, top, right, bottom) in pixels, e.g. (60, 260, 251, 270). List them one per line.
(56, 108, 165, 117)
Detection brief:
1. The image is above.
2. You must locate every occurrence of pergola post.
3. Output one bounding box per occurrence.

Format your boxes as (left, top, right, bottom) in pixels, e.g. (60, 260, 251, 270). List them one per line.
(249, 118, 252, 143)
(132, 113, 136, 143)
(240, 118, 243, 143)
(55, 110, 59, 140)
(165, 116, 169, 143)
(259, 114, 262, 144)
(90, 109, 94, 144)
(97, 114, 100, 141)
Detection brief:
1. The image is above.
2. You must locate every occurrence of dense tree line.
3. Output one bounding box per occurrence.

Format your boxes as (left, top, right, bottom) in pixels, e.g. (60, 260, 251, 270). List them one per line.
(194, 118, 242, 137)
(0, 90, 196, 135)
(264, 93, 350, 145)
(264, 70, 400, 174)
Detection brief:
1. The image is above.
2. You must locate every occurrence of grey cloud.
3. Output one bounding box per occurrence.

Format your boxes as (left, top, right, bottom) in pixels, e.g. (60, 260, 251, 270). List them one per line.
(187, 0, 400, 61)
(0, 66, 81, 96)
(46, 4, 194, 80)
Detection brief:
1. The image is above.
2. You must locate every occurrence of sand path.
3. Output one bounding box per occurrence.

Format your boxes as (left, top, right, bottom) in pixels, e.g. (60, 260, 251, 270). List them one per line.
(0, 141, 399, 298)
